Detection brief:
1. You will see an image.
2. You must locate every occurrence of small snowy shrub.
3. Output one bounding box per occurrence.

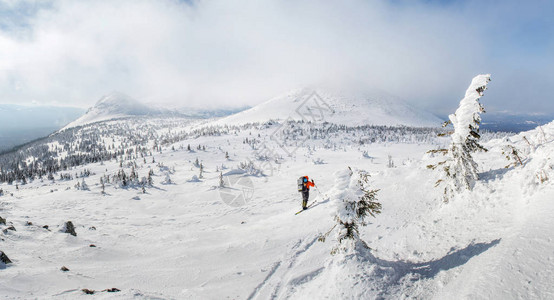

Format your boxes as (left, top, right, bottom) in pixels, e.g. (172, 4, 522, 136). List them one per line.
(238, 160, 263, 176)
(535, 170, 549, 184)
(502, 145, 524, 168)
(188, 175, 200, 182)
(312, 158, 325, 165)
(163, 173, 173, 184)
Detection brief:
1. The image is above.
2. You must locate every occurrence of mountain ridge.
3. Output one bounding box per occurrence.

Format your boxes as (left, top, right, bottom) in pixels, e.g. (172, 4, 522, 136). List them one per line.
(214, 87, 442, 127)
(63, 92, 178, 129)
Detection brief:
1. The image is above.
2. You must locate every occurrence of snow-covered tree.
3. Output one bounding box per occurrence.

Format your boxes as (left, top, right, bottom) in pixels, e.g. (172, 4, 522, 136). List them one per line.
(80, 178, 89, 190)
(100, 177, 105, 194)
(387, 155, 395, 168)
(163, 173, 172, 184)
(147, 169, 154, 186)
(219, 172, 224, 188)
(432, 74, 491, 200)
(319, 167, 381, 254)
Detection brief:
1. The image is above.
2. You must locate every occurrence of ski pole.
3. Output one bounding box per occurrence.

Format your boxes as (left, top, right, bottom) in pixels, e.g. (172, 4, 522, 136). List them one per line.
(314, 184, 330, 200)
(314, 184, 325, 199)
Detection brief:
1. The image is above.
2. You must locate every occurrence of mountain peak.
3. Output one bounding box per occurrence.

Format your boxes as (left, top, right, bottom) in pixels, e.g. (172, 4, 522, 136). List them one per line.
(95, 91, 136, 105)
(63, 92, 158, 129)
(87, 92, 149, 115)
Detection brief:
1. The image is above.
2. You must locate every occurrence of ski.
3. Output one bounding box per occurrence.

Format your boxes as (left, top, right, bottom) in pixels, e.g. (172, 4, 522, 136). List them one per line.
(295, 200, 317, 215)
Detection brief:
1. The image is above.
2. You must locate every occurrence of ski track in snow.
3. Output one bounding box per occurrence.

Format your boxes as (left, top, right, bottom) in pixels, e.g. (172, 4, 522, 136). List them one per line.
(248, 235, 320, 300)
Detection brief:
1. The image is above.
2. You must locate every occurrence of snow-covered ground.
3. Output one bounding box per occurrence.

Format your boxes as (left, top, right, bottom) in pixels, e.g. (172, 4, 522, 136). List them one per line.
(1, 116, 553, 298)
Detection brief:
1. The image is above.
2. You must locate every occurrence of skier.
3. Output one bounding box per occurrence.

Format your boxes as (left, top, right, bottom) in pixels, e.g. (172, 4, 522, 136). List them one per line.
(298, 176, 315, 210)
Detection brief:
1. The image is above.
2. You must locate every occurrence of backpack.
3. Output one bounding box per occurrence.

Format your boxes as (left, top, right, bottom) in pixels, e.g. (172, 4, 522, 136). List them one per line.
(297, 176, 305, 192)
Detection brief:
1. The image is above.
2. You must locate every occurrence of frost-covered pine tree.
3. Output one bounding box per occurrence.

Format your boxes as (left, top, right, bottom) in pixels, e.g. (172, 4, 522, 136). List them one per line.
(441, 74, 491, 199)
(319, 167, 381, 254)
(147, 169, 154, 186)
(81, 178, 89, 190)
(219, 172, 225, 188)
(100, 177, 105, 194)
(163, 173, 172, 184)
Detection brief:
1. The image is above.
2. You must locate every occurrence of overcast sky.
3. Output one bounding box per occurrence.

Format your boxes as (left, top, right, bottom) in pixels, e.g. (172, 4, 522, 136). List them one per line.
(0, 0, 552, 115)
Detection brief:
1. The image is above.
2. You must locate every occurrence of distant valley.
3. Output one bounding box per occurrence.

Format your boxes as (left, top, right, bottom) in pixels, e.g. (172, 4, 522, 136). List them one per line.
(0, 104, 85, 151)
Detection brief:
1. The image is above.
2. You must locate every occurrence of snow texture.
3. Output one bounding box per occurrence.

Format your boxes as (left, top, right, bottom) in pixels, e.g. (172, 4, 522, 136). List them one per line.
(0, 94, 552, 299)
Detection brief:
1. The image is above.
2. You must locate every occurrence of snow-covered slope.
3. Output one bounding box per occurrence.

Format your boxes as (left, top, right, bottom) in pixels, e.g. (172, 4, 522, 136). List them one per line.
(1, 111, 553, 298)
(215, 87, 442, 127)
(63, 92, 171, 129)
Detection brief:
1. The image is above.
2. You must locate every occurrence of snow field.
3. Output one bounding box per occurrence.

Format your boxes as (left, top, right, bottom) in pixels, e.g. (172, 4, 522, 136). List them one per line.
(0, 121, 552, 299)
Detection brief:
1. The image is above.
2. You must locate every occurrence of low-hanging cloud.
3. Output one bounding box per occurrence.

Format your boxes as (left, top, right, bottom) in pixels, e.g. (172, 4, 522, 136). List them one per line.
(0, 0, 552, 115)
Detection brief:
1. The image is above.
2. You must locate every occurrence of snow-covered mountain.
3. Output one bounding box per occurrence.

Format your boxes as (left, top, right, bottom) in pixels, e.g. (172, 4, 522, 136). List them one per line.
(215, 87, 442, 127)
(1, 81, 553, 298)
(0, 101, 553, 298)
(63, 92, 175, 129)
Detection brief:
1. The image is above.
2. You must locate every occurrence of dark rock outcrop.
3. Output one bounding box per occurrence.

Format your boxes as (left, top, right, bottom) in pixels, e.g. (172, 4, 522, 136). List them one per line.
(2, 225, 16, 234)
(82, 289, 95, 295)
(0, 251, 11, 264)
(63, 221, 77, 236)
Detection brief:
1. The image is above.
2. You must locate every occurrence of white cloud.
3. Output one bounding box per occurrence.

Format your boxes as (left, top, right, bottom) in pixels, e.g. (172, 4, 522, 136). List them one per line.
(0, 0, 552, 115)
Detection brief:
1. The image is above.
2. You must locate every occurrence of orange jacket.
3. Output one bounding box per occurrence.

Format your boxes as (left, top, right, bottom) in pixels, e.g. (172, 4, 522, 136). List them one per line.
(303, 176, 315, 190)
